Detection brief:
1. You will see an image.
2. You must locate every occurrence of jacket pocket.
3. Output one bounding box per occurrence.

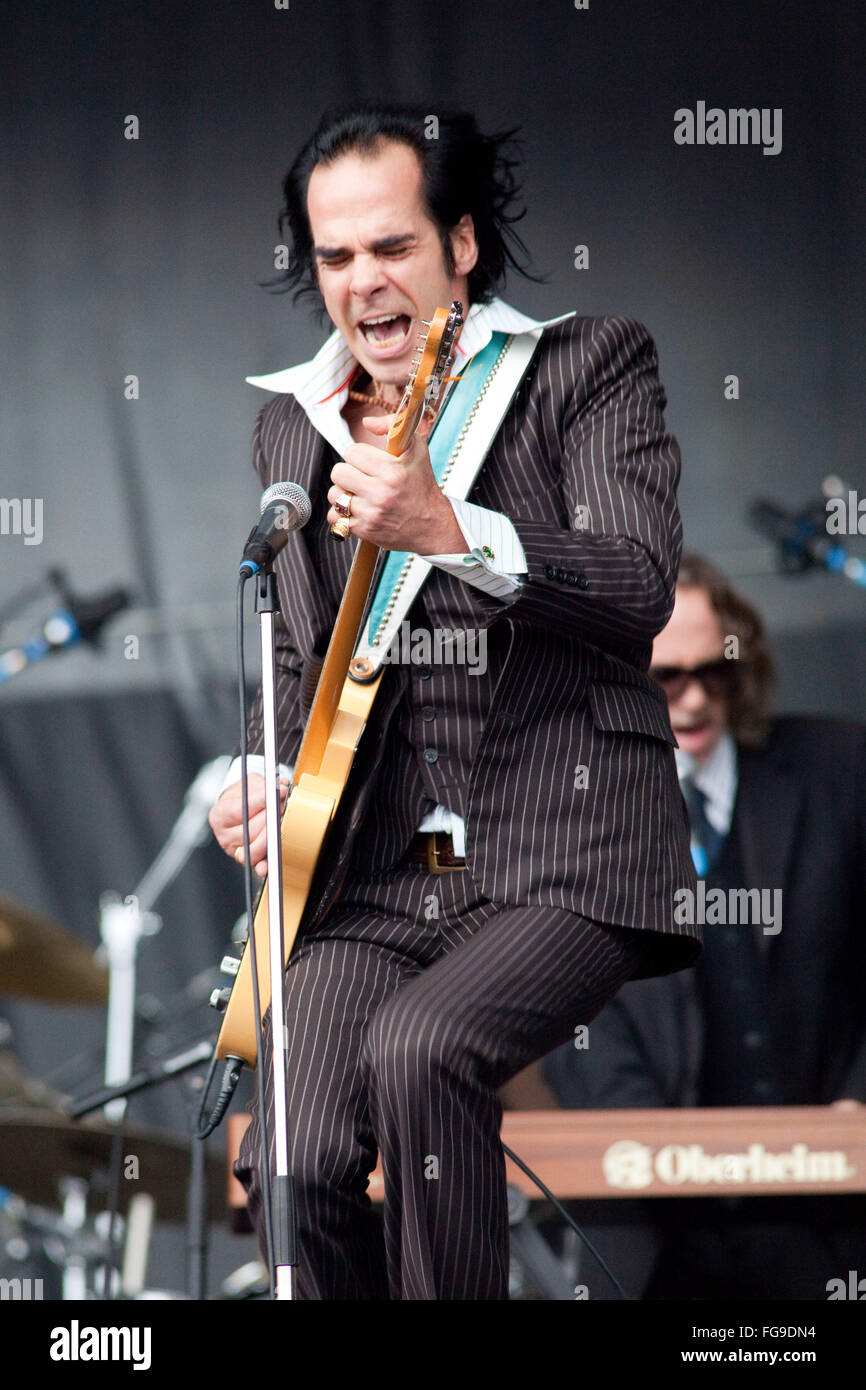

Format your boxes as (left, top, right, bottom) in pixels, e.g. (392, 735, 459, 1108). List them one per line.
(586, 678, 677, 745)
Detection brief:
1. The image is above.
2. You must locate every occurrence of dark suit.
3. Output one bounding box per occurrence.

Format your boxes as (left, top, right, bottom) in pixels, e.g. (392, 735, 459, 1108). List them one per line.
(234, 312, 701, 1297)
(545, 715, 866, 1299)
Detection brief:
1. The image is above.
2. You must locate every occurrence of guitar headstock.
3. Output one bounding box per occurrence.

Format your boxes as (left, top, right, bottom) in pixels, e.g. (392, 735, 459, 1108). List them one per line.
(386, 300, 464, 455)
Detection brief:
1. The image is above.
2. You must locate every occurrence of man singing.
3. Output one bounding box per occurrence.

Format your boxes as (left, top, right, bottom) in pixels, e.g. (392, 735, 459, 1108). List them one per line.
(209, 102, 700, 1299)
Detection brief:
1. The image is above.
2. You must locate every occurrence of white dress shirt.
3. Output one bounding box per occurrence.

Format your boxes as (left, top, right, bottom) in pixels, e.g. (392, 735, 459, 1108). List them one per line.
(675, 731, 738, 836)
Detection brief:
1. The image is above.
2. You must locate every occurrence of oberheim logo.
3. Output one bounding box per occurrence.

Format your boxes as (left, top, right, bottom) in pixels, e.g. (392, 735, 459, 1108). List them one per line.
(603, 1139, 855, 1190)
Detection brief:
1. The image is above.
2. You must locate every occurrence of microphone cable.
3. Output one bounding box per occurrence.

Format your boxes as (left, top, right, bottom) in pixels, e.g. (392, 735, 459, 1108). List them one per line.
(501, 1141, 631, 1300)
(196, 571, 276, 1288)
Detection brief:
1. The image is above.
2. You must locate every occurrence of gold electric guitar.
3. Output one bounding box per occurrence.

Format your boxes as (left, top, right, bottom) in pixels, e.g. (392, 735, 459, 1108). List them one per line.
(215, 302, 463, 1067)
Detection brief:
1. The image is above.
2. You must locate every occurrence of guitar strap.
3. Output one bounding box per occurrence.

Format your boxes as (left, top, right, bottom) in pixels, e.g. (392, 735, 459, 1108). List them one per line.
(352, 326, 543, 675)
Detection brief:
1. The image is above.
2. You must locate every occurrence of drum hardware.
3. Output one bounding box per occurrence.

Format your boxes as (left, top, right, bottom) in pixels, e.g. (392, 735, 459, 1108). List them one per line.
(1, 757, 236, 1297)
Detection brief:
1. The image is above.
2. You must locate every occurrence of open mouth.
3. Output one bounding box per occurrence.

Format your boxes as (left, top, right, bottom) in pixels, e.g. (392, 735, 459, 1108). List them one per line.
(359, 313, 412, 349)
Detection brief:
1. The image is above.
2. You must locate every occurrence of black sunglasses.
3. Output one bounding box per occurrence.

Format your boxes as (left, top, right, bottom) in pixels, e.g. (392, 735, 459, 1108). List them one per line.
(649, 658, 742, 700)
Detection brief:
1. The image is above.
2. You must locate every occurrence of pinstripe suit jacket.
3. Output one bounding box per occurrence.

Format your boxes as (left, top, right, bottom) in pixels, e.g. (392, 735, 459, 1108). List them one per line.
(246, 312, 701, 976)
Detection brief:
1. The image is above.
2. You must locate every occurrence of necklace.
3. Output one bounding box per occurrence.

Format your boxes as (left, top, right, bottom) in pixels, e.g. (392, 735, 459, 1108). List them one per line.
(347, 367, 404, 410)
(347, 370, 440, 430)
(347, 385, 392, 408)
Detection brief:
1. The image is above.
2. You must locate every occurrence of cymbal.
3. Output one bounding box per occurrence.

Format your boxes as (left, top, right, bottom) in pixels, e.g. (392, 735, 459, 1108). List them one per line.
(0, 1109, 225, 1222)
(0, 1046, 64, 1108)
(0, 892, 108, 1004)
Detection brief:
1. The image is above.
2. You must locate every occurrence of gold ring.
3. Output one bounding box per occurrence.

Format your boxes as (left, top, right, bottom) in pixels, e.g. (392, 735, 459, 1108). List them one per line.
(329, 492, 353, 540)
(234, 846, 244, 863)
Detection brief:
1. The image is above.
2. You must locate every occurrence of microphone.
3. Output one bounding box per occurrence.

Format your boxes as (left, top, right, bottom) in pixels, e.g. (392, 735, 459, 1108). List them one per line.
(51, 573, 131, 644)
(239, 482, 312, 576)
(749, 498, 829, 571)
(749, 496, 866, 589)
(0, 579, 130, 686)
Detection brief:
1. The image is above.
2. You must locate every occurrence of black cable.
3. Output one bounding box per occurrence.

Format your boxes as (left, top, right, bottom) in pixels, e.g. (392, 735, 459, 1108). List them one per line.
(197, 1053, 245, 1140)
(501, 1141, 631, 1300)
(194, 1054, 220, 1136)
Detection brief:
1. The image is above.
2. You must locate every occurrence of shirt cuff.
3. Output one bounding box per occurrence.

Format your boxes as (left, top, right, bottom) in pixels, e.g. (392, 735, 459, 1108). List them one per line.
(420, 497, 527, 599)
(218, 755, 294, 799)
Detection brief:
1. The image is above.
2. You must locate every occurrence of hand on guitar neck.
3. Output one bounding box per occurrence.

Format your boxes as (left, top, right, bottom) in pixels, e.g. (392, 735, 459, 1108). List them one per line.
(325, 412, 467, 555)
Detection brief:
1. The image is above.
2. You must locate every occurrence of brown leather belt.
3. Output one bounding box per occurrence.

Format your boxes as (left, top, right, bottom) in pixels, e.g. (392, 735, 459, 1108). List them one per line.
(405, 831, 467, 873)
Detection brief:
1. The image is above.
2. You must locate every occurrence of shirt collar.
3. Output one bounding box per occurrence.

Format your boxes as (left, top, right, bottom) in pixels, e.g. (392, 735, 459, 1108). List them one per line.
(245, 297, 575, 458)
(676, 730, 738, 834)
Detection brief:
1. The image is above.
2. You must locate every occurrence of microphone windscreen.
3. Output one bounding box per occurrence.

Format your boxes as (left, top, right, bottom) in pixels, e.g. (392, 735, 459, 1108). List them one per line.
(260, 481, 312, 527)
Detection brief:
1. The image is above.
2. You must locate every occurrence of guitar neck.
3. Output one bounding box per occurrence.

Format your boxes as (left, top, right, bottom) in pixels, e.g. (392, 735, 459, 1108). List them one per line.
(292, 536, 380, 782)
(291, 304, 453, 785)
(291, 384, 422, 783)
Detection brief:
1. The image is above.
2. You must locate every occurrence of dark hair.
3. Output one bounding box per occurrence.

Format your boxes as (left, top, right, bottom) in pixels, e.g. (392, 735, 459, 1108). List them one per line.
(269, 102, 540, 312)
(676, 552, 776, 749)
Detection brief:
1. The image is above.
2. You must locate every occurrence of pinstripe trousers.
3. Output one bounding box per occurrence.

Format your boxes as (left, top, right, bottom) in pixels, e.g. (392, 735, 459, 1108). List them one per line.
(234, 860, 652, 1300)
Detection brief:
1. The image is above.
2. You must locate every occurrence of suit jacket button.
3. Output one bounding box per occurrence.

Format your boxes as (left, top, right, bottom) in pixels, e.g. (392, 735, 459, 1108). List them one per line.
(544, 565, 555, 579)
(423, 748, 439, 764)
(577, 574, 589, 590)
(556, 567, 567, 581)
(565, 572, 577, 585)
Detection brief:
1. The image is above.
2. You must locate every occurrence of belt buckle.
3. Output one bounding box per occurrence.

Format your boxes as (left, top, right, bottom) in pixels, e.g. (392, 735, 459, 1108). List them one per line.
(426, 831, 465, 874)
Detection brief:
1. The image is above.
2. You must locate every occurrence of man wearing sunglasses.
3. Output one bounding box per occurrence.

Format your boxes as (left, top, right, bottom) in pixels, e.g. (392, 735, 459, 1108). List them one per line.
(545, 551, 866, 1300)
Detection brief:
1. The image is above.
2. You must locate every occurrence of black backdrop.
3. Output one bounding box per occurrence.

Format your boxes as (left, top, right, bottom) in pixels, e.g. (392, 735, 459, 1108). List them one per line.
(1, 0, 864, 1290)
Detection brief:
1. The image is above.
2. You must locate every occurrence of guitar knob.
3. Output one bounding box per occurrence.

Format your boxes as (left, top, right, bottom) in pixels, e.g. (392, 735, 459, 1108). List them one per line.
(209, 987, 232, 1012)
(349, 656, 375, 681)
(220, 955, 241, 977)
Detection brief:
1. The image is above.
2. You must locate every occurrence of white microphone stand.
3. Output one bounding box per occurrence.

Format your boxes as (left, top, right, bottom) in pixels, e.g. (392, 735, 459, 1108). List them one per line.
(253, 566, 297, 1300)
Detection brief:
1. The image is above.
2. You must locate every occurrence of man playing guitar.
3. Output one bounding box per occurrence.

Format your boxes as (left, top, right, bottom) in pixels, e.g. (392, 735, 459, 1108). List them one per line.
(209, 102, 700, 1299)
